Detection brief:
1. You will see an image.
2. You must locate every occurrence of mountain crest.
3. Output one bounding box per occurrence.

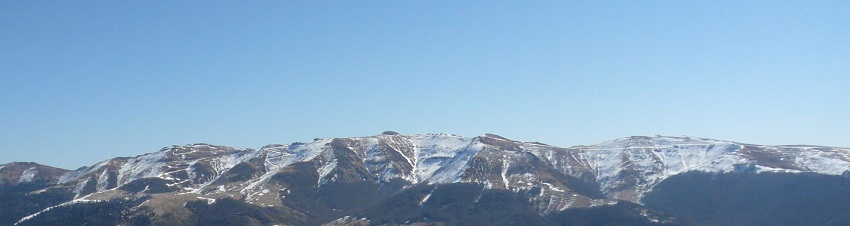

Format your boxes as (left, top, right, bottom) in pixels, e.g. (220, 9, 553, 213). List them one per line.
(5, 133, 850, 225)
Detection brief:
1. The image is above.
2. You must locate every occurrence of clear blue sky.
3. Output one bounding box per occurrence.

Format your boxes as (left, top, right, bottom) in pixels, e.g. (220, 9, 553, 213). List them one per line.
(2, 1, 849, 169)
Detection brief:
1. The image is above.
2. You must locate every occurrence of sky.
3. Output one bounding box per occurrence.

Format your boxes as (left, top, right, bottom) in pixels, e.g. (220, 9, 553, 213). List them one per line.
(2, 1, 849, 169)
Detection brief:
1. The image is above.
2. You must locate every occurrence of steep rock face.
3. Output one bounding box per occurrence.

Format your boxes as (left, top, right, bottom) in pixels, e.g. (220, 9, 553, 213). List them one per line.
(5, 133, 850, 225)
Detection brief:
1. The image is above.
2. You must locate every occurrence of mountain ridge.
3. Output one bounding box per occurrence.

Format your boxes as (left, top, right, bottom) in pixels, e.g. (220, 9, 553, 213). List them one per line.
(6, 133, 848, 172)
(3, 133, 850, 225)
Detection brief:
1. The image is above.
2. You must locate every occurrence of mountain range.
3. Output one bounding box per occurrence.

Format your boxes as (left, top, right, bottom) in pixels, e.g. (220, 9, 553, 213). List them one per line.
(3, 132, 850, 225)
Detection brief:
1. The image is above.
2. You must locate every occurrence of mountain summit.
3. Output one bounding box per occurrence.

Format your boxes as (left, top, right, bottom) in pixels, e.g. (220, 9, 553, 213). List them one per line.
(3, 133, 850, 225)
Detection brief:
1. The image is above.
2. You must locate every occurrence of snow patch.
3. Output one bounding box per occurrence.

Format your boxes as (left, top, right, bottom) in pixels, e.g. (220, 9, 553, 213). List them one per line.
(318, 160, 338, 184)
(18, 167, 37, 183)
(542, 182, 565, 193)
(794, 149, 850, 175)
(58, 167, 89, 184)
(116, 151, 167, 185)
(424, 140, 483, 184)
(197, 196, 217, 204)
(501, 156, 510, 189)
(240, 139, 331, 193)
(419, 192, 432, 206)
(95, 170, 110, 191)
(15, 197, 97, 225)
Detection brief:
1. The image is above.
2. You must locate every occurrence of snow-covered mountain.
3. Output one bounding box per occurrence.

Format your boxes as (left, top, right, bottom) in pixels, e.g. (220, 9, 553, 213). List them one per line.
(3, 133, 850, 225)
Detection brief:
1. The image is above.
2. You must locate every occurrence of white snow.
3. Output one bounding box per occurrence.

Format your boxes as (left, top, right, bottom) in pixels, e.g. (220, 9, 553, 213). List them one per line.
(239, 134, 484, 190)
(794, 147, 850, 174)
(422, 140, 483, 184)
(283, 139, 333, 167)
(501, 156, 510, 189)
(58, 159, 111, 184)
(116, 151, 167, 185)
(385, 136, 415, 170)
(196, 196, 217, 204)
(419, 192, 432, 206)
(409, 134, 478, 183)
(318, 160, 338, 184)
(561, 136, 850, 202)
(542, 182, 565, 192)
(18, 167, 38, 183)
(240, 139, 332, 194)
(15, 197, 97, 225)
(58, 167, 88, 184)
(95, 170, 110, 191)
(364, 138, 400, 181)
